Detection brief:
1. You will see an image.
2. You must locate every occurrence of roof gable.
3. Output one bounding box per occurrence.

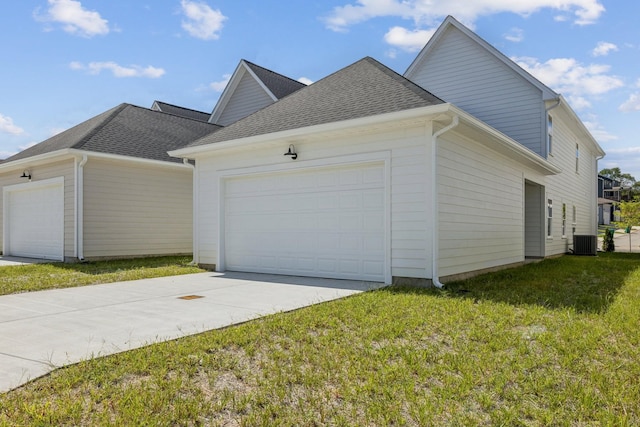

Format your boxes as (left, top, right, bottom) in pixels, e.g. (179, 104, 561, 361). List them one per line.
(405, 16, 558, 101)
(209, 60, 306, 125)
(3, 104, 221, 164)
(187, 57, 444, 148)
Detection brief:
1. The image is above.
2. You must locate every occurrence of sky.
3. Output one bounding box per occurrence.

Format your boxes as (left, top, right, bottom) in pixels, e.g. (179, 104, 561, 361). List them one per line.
(1, 0, 639, 179)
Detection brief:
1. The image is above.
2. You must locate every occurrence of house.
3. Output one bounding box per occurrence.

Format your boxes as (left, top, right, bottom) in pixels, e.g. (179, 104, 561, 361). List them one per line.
(404, 16, 604, 260)
(170, 16, 603, 286)
(0, 103, 220, 261)
(598, 174, 621, 225)
(208, 59, 307, 126)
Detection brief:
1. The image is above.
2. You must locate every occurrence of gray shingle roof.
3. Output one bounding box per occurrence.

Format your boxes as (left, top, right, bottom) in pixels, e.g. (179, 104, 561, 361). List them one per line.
(4, 104, 221, 164)
(187, 57, 444, 148)
(152, 101, 211, 122)
(244, 60, 307, 99)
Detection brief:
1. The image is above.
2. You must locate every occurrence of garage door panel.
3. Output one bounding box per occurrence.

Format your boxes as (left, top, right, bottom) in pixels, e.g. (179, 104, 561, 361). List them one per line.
(224, 163, 386, 282)
(5, 181, 64, 261)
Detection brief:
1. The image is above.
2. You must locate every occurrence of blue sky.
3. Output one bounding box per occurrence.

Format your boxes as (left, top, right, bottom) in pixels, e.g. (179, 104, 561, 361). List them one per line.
(1, 1, 638, 179)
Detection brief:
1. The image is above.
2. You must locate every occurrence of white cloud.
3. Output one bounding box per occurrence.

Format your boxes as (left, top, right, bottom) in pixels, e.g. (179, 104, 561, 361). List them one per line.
(583, 118, 618, 142)
(0, 114, 24, 135)
(513, 56, 624, 109)
(323, 0, 605, 32)
(619, 93, 640, 112)
(70, 61, 165, 78)
(181, 0, 226, 40)
(209, 74, 231, 91)
(592, 41, 618, 57)
(298, 77, 314, 85)
(384, 26, 435, 52)
(35, 0, 109, 37)
(504, 27, 524, 43)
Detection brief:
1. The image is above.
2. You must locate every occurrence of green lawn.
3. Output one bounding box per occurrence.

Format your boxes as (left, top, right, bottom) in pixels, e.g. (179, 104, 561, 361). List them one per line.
(0, 256, 205, 296)
(1, 253, 639, 425)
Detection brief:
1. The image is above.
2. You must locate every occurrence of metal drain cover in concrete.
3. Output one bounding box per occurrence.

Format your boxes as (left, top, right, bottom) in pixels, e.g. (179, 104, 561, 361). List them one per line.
(178, 295, 204, 300)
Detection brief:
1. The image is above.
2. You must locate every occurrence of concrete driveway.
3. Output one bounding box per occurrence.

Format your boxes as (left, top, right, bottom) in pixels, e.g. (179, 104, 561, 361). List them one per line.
(0, 272, 383, 393)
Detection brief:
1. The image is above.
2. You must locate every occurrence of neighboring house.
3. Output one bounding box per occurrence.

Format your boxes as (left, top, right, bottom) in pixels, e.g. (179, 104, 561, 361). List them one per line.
(0, 103, 220, 261)
(171, 56, 564, 285)
(209, 59, 307, 126)
(598, 174, 621, 225)
(171, 16, 604, 286)
(151, 101, 210, 122)
(404, 16, 604, 259)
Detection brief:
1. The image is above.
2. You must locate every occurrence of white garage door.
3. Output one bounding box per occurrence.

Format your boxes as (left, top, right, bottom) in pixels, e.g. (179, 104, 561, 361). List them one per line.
(224, 162, 387, 282)
(4, 179, 64, 260)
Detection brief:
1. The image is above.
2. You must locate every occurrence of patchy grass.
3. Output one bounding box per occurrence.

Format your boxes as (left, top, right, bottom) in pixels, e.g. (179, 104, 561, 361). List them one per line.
(1, 253, 639, 425)
(0, 256, 205, 296)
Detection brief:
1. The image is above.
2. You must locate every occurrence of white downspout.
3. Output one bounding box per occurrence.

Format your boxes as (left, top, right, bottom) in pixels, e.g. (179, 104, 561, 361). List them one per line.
(183, 158, 198, 265)
(431, 115, 459, 288)
(76, 155, 88, 261)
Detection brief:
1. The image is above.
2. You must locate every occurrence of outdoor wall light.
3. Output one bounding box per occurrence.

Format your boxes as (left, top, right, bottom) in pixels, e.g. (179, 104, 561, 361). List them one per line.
(284, 144, 297, 160)
(20, 170, 31, 180)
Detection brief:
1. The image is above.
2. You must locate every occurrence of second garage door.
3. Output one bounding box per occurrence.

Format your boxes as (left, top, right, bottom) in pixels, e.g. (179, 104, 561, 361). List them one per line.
(4, 178, 64, 261)
(224, 162, 387, 282)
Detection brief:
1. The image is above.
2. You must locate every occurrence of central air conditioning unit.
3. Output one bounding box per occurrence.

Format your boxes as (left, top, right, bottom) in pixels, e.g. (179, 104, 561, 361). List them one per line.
(573, 235, 597, 256)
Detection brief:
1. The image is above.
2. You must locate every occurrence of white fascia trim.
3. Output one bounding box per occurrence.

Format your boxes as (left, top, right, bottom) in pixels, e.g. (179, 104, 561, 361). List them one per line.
(66, 150, 193, 170)
(209, 60, 278, 124)
(242, 61, 278, 102)
(209, 61, 246, 124)
(170, 103, 453, 158)
(0, 150, 73, 172)
(0, 149, 191, 172)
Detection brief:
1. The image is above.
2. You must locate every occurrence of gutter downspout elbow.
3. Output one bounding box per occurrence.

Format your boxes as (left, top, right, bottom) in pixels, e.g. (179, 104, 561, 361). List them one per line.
(431, 115, 459, 288)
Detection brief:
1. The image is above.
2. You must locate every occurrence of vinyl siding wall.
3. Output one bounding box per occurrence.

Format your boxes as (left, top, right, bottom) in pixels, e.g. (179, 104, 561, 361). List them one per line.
(82, 158, 192, 258)
(407, 27, 545, 156)
(0, 159, 76, 259)
(216, 72, 275, 126)
(544, 110, 598, 256)
(194, 123, 435, 280)
(437, 132, 531, 278)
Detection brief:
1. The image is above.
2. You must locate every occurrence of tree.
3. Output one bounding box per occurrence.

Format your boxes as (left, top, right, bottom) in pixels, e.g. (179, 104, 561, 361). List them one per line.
(615, 198, 640, 251)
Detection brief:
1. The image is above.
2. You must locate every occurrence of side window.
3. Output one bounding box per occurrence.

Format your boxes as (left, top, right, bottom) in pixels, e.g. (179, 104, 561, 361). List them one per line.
(547, 199, 553, 238)
(575, 144, 579, 173)
(547, 115, 553, 156)
(572, 205, 577, 234)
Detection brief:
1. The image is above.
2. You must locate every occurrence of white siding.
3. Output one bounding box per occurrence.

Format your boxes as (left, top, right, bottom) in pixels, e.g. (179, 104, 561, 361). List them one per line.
(194, 124, 434, 280)
(216, 72, 274, 126)
(0, 159, 75, 259)
(83, 159, 192, 258)
(437, 132, 527, 278)
(544, 110, 598, 256)
(407, 26, 545, 156)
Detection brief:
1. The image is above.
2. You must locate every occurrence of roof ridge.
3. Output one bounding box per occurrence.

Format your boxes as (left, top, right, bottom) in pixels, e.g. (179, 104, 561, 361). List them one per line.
(242, 59, 306, 88)
(153, 100, 210, 115)
(71, 103, 129, 150)
(140, 104, 222, 128)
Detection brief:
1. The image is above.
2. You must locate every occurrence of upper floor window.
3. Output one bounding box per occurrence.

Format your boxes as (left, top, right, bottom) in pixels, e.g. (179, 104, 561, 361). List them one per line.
(575, 143, 579, 173)
(547, 115, 553, 156)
